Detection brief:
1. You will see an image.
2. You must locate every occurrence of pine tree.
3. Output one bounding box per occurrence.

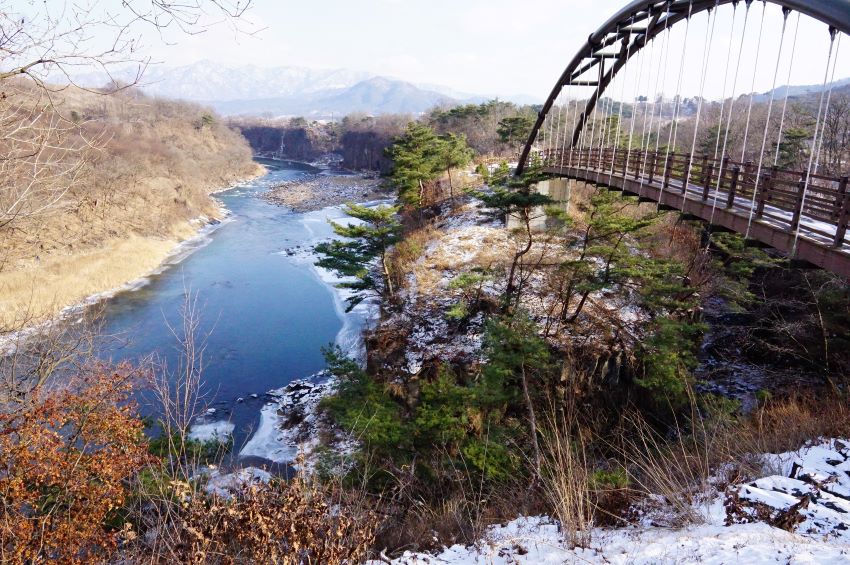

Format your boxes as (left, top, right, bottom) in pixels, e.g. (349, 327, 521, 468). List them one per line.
(475, 155, 553, 310)
(497, 115, 534, 149)
(481, 314, 552, 478)
(490, 161, 511, 186)
(772, 127, 810, 171)
(315, 204, 403, 311)
(438, 133, 474, 200)
(385, 122, 444, 209)
(556, 189, 656, 324)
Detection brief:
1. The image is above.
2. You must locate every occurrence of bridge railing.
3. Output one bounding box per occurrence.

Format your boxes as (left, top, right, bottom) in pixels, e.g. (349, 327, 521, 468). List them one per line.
(539, 148, 850, 248)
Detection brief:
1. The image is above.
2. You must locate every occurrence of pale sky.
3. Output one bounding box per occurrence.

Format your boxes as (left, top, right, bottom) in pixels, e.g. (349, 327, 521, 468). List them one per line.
(24, 0, 850, 101)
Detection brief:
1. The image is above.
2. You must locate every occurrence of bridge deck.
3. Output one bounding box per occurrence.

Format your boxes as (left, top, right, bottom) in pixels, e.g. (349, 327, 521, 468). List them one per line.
(542, 148, 850, 279)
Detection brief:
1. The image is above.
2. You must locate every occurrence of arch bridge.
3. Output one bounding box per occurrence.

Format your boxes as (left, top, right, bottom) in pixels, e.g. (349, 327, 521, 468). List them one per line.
(518, 0, 850, 278)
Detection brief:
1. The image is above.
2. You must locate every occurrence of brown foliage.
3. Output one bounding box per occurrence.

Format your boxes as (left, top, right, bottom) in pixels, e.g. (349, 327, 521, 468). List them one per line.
(137, 476, 379, 564)
(0, 365, 149, 564)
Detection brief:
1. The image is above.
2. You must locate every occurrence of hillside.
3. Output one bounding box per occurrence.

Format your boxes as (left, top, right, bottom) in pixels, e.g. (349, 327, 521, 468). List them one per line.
(0, 83, 261, 330)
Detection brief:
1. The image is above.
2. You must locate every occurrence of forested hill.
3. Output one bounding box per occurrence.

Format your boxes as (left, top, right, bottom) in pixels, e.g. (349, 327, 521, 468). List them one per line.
(231, 100, 539, 172)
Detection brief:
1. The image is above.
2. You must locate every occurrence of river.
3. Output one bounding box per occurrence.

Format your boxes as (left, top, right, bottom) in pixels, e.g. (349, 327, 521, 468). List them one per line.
(98, 159, 369, 461)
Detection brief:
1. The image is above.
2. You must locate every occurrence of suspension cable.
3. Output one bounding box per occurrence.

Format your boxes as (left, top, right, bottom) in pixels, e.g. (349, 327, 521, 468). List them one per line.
(710, 2, 741, 163)
(709, 0, 753, 226)
(548, 91, 559, 162)
(625, 9, 652, 182)
(774, 12, 801, 166)
(595, 26, 621, 184)
(561, 84, 576, 212)
(814, 33, 842, 176)
(609, 17, 637, 185)
(596, 28, 620, 185)
(637, 3, 669, 196)
(544, 99, 554, 163)
(745, 5, 790, 239)
(739, 1, 768, 164)
(793, 29, 839, 256)
(552, 91, 564, 169)
(640, 1, 674, 197)
(658, 0, 695, 210)
(680, 1, 719, 211)
(566, 84, 579, 169)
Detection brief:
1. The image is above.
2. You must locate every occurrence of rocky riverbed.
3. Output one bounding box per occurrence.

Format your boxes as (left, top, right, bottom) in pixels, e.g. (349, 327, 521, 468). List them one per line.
(263, 172, 389, 212)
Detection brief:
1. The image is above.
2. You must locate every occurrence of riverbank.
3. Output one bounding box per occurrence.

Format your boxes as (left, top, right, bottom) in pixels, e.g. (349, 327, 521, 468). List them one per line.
(231, 198, 388, 467)
(0, 168, 264, 336)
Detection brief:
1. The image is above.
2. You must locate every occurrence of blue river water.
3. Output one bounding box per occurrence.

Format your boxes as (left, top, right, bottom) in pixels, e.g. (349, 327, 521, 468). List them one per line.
(98, 159, 353, 454)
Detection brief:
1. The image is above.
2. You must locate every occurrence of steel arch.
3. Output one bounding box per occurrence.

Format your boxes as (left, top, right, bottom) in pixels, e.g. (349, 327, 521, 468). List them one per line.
(516, 0, 850, 174)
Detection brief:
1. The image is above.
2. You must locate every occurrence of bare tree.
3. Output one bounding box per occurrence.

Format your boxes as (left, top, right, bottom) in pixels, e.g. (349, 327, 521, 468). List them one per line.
(0, 0, 253, 235)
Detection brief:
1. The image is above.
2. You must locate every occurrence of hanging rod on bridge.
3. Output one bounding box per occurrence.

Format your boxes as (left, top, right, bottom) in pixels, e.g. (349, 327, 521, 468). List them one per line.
(518, 0, 850, 177)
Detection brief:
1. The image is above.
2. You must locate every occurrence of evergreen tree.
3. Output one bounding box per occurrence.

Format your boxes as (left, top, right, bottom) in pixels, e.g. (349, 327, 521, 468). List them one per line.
(475, 155, 553, 310)
(385, 122, 444, 209)
(480, 314, 552, 478)
(497, 115, 534, 149)
(556, 189, 656, 325)
(772, 126, 810, 171)
(489, 161, 511, 186)
(438, 133, 475, 200)
(315, 203, 403, 311)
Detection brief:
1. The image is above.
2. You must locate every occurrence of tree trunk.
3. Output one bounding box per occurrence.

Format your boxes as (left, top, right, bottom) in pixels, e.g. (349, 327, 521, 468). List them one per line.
(447, 167, 454, 202)
(505, 211, 534, 310)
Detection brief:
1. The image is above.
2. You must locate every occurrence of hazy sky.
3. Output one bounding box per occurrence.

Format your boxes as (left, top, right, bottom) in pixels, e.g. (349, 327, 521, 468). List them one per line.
(30, 0, 850, 100)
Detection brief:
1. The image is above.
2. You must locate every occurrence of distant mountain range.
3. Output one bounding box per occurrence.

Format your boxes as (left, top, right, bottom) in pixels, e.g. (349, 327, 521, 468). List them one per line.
(71, 60, 540, 118)
(752, 77, 850, 103)
(206, 76, 463, 117)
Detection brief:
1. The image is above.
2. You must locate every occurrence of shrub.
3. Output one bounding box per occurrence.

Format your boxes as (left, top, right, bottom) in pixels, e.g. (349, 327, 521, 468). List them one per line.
(0, 366, 149, 563)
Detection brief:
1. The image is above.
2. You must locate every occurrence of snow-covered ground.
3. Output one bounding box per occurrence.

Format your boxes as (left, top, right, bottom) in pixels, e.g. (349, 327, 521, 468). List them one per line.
(385, 439, 850, 564)
(238, 376, 336, 465)
(202, 466, 271, 498)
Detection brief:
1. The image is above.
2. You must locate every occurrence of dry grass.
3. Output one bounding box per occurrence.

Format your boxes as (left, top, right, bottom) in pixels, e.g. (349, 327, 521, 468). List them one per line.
(732, 392, 850, 461)
(0, 234, 183, 328)
(608, 390, 850, 527)
(403, 223, 510, 297)
(615, 410, 715, 525)
(539, 410, 593, 548)
(387, 224, 438, 292)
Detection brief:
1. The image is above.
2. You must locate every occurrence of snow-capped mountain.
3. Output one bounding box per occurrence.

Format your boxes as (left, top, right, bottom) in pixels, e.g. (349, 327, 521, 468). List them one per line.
(70, 60, 539, 117)
(135, 60, 373, 102)
(209, 76, 461, 117)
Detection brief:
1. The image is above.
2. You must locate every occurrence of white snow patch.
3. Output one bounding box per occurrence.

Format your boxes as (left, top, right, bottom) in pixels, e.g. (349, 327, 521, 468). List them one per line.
(203, 466, 272, 498)
(238, 401, 297, 464)
(237, 377, 345, 466)
(188, 420, 235, 444)
(384, 516, 850, 564)
(384, 439, 850, 564)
